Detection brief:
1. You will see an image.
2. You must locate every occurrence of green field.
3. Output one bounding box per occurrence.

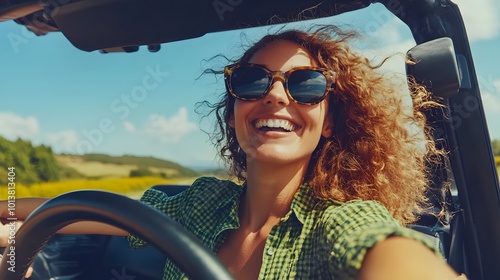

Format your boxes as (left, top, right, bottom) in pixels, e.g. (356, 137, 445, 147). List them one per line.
(56, 155, 181, 178)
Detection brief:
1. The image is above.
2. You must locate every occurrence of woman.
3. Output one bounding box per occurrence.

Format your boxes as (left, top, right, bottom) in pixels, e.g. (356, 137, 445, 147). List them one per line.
(128, 26, 461, 279)
(1, 27, 463, 279)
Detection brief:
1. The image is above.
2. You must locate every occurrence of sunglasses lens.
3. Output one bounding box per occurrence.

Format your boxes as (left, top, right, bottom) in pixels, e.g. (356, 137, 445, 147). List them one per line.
(288, 70, 327, 104)
(230, 66, 269, 99)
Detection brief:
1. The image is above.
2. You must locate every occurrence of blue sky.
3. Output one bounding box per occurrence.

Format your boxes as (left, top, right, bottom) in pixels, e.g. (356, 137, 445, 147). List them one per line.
(1, 1, 499, 169)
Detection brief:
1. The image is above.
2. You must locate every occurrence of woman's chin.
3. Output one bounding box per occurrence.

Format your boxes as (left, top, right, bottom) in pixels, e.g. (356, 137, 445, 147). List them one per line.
(246, 146, 312, 166)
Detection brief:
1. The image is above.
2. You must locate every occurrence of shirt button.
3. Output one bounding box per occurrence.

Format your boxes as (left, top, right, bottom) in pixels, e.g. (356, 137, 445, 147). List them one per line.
(266, 248, 274, 256)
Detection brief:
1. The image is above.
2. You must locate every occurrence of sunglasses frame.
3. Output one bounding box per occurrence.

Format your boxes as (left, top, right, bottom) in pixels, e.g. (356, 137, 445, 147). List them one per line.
(224, 63, 336, 105)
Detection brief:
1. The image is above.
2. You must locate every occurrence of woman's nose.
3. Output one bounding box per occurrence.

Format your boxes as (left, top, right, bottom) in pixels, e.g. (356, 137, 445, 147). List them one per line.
(262, 80, 290, 106)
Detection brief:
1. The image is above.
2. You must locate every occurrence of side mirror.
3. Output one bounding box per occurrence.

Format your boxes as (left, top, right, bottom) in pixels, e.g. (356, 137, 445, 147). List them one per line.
(406, 37, 461, 98)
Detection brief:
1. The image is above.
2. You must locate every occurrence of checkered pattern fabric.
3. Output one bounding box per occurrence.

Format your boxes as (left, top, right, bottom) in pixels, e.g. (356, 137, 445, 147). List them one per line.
(128, 177, 435, 279)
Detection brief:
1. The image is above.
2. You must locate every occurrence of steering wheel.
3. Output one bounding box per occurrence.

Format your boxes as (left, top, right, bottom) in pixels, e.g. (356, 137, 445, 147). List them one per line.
(0, 190, 234, 280)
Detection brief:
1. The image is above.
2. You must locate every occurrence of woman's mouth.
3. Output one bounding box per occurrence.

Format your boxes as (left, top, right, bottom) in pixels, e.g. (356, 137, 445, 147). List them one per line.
(255, 119, 296, 132)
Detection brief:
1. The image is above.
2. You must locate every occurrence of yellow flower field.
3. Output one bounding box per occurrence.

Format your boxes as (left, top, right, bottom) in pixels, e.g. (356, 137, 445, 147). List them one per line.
(496, 156, 500, 180)
(0, 176, 196, 200)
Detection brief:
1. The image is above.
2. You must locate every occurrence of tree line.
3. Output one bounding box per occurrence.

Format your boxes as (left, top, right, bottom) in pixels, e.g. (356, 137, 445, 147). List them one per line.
(0, 136, 80, 185)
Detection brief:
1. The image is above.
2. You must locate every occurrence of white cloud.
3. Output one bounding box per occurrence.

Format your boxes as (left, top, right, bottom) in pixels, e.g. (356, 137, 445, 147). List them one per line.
(354, 18, 416, 77)
(370, 38, 416, 76)
(361, 11, 404, 44)
(484, 94, 500, 114)
(123, 121, 136, 132)
(126, 107, 198, 143)
(0, 112, 39, 140)
(45, 130, 80, 152)
(477, 77, 500, 139)
(453, 0, 500, 41)
(483, 94, 500, 139)
(481, 78, 500, 114)
(352, 19, 420, 107)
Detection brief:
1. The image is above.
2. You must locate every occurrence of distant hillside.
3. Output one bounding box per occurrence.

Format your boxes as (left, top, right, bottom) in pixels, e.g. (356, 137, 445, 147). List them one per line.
(83, 154, 198, 175)
(0, 136, 199, 185)
(57, 153, 199, 179)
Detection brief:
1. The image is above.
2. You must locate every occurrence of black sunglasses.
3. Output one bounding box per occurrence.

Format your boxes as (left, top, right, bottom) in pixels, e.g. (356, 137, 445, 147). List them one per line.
(224, 63, 336, 105)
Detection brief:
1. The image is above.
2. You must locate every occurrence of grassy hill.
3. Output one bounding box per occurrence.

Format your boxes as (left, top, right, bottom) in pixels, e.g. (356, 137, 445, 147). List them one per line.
(57, 153, 199, 179)
(0, 136, 199, 185)
(83, 154, 198, 176)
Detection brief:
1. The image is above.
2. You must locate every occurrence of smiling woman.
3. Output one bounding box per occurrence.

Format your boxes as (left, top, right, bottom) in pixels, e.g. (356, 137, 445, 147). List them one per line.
(0, 23, 464, 279)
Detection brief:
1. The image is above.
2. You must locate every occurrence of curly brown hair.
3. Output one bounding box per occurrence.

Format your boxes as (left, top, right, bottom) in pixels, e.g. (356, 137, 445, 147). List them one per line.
(204, 26, 445, 225)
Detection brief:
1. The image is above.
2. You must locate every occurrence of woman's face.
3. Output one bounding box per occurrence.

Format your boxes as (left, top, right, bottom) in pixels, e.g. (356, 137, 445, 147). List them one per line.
(230, 40, 332, 167)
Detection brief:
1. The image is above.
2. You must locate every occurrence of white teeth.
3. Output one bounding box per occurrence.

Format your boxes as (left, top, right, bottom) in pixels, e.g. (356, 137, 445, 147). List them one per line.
(255, 119, 295, 131)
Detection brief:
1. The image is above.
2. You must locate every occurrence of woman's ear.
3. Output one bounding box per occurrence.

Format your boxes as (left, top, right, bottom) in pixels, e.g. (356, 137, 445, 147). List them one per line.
(322, 124, 332, 138)
(321, 112, 333, 138)
(229, 114, 235, 128)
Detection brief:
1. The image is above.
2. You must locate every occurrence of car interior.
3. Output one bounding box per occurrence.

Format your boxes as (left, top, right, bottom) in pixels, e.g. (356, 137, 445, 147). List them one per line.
(1, 0, 499, 279)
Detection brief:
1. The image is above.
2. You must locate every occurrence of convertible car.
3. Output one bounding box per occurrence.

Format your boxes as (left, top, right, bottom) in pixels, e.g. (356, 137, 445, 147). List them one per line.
(1, 0, 499, 279)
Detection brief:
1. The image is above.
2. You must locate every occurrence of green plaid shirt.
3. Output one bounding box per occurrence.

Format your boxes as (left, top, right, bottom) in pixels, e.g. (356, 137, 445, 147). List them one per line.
(129, 176, 435, 279)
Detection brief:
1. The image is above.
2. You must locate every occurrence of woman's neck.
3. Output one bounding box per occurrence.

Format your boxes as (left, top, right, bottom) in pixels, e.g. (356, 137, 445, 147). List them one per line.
(241, 160, 308, 231)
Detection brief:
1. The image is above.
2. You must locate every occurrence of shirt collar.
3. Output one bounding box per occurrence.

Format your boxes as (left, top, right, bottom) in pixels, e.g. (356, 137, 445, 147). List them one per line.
(287, 183, 321, 224)
(216, 181, 246, 228)
(218, 181, 320, 226)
